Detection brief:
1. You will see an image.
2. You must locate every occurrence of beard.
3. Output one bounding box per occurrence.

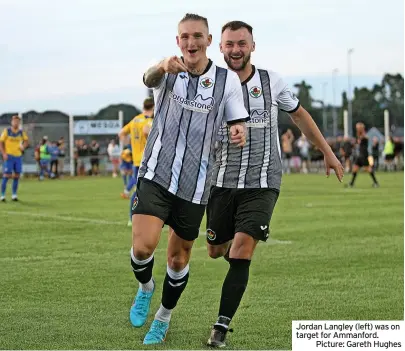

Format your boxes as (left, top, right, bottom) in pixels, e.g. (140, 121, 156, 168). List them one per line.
(224, 53, 251, 71)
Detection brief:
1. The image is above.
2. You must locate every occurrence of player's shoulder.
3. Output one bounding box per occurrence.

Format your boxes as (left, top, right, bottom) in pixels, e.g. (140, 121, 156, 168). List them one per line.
(133, 113, 145, 123)
(0, 127, 10, 137)
(210, 62, 237, 80)
(255, 67, 285, 83)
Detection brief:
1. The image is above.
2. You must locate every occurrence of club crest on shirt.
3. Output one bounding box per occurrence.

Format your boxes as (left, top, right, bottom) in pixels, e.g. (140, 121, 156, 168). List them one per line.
(200, 77, 214, 89)
(249, 86, 262, 98)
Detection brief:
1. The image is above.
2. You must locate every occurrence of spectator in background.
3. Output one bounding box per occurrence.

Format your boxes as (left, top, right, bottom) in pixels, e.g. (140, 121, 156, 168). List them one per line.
(73, 140, 80, 176)
(296, 134, 310, 174)
(393, 137, 403, 171)
(34, 142, 41, 175)
(281, 129, 294, 174)
(39, 137, 53, 180)
(49, 141, 60, 177)
(384, 136, 395, 172)
(107, 139, 121, 178)
(77, 139, 88, 176)
(341, 136, 353, 173)
(371, 137, 380, 172)
(57, 137, 66, 177)
(89, 140, 100, 176)
(334, 136, 343, 161)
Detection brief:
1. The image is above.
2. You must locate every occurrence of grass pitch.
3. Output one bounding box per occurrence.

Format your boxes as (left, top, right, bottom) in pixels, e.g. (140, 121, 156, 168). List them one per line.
(0, 172, 403, 350)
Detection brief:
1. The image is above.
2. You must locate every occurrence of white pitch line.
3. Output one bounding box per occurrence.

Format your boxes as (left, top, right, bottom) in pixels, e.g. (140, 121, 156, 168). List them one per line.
(3, 211, 292, 244)
(3, 210, 123, 225)
(265, 238, 293, 245)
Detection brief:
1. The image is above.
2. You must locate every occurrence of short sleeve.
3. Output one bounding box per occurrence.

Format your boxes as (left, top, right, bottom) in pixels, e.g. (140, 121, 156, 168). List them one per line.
(22, 131, 28, 141)
(273, 73, 300, 113)
(223, 71, 249, 124)
(0, 129, 7, 142)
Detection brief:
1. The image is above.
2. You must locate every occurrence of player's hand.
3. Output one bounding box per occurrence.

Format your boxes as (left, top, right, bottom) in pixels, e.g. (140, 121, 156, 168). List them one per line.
(229, 123, 246, 147)
(162, 56, 188, 74)
(324, 150, 344, 182)
(2, 153, 8, 161)
(19, 145, 25, 152)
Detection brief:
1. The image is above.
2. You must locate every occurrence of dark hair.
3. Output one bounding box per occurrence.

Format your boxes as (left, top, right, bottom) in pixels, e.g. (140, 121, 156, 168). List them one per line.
(221, 20, 253, 35)
(143, 97, 154, 110)
(179, 13, 209, 30)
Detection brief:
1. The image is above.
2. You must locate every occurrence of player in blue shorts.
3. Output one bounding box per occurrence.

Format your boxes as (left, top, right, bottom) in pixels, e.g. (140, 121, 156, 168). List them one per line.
(0, 115, 29, 201)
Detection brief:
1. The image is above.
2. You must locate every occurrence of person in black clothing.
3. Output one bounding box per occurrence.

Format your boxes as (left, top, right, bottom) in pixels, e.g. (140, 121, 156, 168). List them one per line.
(57, 137, 66, 177)
(371, 137, 380, 172)
(89, 139, 100, 175)
(340, 136, 353, 173)
(77, 139, 88, 176)
(346, 123, 379, 188)
(393, 137, 404, 171)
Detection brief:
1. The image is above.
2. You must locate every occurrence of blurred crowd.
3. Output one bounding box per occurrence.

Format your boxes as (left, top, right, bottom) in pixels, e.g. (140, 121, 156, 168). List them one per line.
(24, 130, 405, 179)
(280, 129, 404, 175)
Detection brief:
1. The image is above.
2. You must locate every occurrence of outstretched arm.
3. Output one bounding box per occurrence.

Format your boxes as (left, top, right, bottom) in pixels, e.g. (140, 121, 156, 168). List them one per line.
(290, 106, 344, 181)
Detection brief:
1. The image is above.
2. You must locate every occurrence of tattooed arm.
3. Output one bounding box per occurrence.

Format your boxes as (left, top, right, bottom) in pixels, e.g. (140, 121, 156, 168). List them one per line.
(143, 61, 166, 88)
(143, 56, 188, 88)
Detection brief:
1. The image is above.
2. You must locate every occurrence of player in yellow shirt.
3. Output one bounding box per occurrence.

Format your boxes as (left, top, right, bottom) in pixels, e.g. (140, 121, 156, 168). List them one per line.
(0, 115, 29, 201)
(120, 144, 133, 188)
(119, 97, 154, 225)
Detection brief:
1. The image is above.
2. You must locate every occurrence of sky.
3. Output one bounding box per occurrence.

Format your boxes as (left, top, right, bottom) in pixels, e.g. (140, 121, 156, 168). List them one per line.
(0, 0, 403, 114)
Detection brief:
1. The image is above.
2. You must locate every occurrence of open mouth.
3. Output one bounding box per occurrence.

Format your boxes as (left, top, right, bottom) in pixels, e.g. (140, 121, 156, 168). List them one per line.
(230, 55, 243, 62)
(188, 49, 198, 55)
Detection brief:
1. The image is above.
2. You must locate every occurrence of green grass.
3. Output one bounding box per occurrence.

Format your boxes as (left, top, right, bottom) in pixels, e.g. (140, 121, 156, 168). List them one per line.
(0, 172, 403, 350)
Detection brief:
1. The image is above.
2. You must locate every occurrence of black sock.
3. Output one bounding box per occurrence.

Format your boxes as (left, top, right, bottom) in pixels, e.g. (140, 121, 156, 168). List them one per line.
(130, 248, 154, 284)
(369, 171, 378, 185)
(216, 258, 251, 330)
(350, 172, 358, 186)
(161, 264, 189, 310)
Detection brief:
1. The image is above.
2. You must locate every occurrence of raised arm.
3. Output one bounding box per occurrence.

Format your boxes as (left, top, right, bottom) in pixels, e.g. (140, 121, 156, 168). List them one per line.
(143, 61, 166, 88)
(143, 56, 188, 88)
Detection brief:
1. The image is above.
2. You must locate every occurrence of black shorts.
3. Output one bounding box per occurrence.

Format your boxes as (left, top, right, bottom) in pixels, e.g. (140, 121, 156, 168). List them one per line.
(354, 156, 369, 167)
(131, 177, 205, 241)
(206, 187, 279, 245)
(90, 158, 99, 166)
(385, 154, 395, 161)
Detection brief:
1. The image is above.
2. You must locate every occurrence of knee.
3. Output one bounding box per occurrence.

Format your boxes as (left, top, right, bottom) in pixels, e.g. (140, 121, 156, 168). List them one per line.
(13, 174, 20, 179)
(168, 251, 190, 271)
(207, 245, 227, 259)
(229, 234, 257, 260)
(132, 231, 154, 259)
(132, 244, 153, 260)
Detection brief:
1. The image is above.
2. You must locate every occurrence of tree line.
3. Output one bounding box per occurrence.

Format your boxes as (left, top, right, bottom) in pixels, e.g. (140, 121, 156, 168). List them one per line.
(1, 72, 402, 136)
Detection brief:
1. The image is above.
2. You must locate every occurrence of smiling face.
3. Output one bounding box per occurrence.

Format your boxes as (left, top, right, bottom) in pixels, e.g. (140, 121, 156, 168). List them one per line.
(177, 19, 212, 67)
(220, 27, 255, 72)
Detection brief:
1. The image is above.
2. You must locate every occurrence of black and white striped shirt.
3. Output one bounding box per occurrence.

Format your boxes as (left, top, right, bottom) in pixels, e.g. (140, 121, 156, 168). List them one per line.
(139, 60, 249, 205)
(211, 66, 300, 190)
